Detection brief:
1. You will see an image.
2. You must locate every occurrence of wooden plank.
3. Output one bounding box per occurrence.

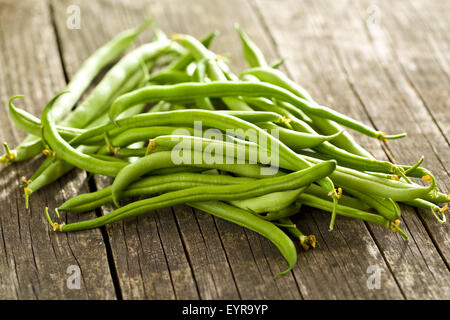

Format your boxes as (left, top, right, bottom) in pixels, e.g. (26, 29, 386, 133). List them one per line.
(388, 0, 450, 142)
(364, 0, 450, 266)
(334, 0, 450, 282)
(0, 0, 116, 299)
(252, 0, 449, 299)
(408, 0, 450, 78)
(155, 0, 303, 299)
(50, 0, 200, 300)
(247, 0, 405, 299)
(172, 205, 240, 299)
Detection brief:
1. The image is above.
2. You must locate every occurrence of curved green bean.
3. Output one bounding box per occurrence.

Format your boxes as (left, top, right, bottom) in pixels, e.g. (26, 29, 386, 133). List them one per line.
(108, 81, 399, 142)
(47, 160, 336, 230)
(229, 187, 306, 214)
(59, 172, 255, 213)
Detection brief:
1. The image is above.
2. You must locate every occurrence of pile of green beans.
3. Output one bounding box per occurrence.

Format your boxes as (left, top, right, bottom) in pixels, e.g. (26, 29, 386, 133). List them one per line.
(3, 21, 448, 277)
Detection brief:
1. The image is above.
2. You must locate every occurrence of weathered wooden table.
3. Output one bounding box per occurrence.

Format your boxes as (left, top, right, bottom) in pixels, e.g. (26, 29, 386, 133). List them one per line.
(0, 0, 449, 300)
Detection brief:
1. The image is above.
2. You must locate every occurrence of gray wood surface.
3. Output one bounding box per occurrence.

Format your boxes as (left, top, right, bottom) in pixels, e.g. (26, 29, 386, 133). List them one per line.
(0, 0, 448, 299)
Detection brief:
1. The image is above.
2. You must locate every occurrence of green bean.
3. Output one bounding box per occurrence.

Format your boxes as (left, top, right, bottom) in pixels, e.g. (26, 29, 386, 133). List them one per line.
(47, 160, 336, 231)
(173, 33, 215, 62)
(41, 93, 126, 177)
(61, 40, 171, 129)
(402, 199, 447, 224)
(188, 201, 297, 277)
(0, 140, 44, 165)
(304, 184, 371, 211)
(148, 70, 194, 84)
(256, 122, 344, 150)
(159, 31, 218, 73)
(174, 34, 253, 111)
(241, 67, 379, 157)
(270, 57, 286, 69)
(366, 168, 443, 203)
(260, 202, 302, 221)
(97, 126, 195, 155)
(301, 154, 435, 201)
(229, 187, 306, 214)
(59, 172, 255, 213)
(8, 96, 85, 141)
(296, 193, 408, 239)
(234, 24, 268, 68)
(110, 148, 288, 207)
(192, 59, 216, 110)
(114, 147, 147, 158)
(71, 110, 281, 147)
(278, 217, 316, 251)
(25, 97, 148, 202)
(243, 96, 313, 126)
(344, 186, 401, 221)
(109, 81, 401, 142)
(3, 21, 151, 163)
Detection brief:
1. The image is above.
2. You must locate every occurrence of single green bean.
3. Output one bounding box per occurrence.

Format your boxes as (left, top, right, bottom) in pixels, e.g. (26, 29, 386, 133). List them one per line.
(278, 217, 316, 251)
(260, 202, 302, 221)
(97, 126, 195, 155)
(345, 186, 401, 221)
(109, 81, 400, 142)
(148, 70, 194, 84)
(297, 194, 408, 239)
(8, 96, 85, 141)
(192, 59, 216, 110)
(234, 24, 268, 68)
(403, 199, 447, 224)
(229, 187, 306, 214)
(256, 122, 343, 150)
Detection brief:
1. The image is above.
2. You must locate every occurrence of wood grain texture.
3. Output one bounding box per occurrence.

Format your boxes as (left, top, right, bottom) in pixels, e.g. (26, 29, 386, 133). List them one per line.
(0, 0, 115, 299)
(0, 0, 448, 300)
(251, 0, 449, 299)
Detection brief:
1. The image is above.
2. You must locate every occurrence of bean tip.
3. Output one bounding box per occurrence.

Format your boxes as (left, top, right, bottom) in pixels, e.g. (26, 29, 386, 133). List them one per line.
(24, 187, 32, 209)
